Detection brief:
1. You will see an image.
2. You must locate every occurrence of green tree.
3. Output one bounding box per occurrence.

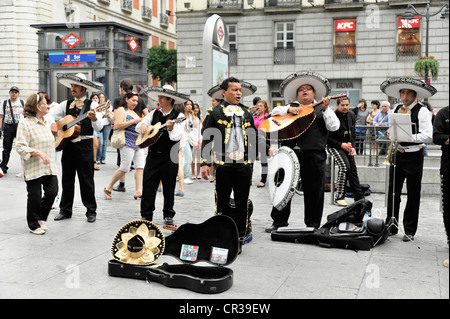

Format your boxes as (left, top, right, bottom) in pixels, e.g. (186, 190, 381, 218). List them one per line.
(147, 45, 177, 85)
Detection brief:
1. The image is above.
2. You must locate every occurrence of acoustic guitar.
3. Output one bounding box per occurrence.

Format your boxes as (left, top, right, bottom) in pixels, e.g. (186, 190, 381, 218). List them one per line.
(259, 94, 347, 141)
(55, 101, 110, 151)
(135, 117, 186, 149)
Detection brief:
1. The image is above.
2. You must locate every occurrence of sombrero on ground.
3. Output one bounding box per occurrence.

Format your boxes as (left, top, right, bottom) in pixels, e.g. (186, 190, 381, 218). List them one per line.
(380, 77, 437, 99)
(111, 220, 165, 265)
(146, 84, 190, 104)
(280, 71, 331, 101)
(207, 81, 257, 100)
(57, 73, 103, 92)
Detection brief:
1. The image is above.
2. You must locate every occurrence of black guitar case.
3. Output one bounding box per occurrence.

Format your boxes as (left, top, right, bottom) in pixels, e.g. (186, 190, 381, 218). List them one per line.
(271, 199, 388, 251)
(108, 215, 239, 294)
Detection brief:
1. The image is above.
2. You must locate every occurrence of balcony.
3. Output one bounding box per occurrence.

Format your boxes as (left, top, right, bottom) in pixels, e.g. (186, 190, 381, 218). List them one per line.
(274, 47, 295, 65)
(324, 0, 364, 10)
(207, 0, 244, 14)
(142, 5, 152, 20)
(160, 13, 169, 27)
(388, 0, 430, 7)
(397, 42, 421, 61)
(264, 0, 302, 13)
(121, 0, 133, 13)
(334, 44, 356, 63)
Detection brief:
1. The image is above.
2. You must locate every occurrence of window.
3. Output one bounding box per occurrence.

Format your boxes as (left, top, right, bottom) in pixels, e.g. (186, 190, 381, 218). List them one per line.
(334, 19, 356, 63)
(227, 24, 237, 66)
(274, 22, 295, 64)
(397, 16, 421, 61)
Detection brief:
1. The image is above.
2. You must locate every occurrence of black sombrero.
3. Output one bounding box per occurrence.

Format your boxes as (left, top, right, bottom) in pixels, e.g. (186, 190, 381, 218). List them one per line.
(280, 71, 331, 101)
(146, 85, 190, 104)
(57, 73, 103, 92)
(380, 77, 437, 99)
(111, 220, 165, 265)
(207, 81, 257, 100)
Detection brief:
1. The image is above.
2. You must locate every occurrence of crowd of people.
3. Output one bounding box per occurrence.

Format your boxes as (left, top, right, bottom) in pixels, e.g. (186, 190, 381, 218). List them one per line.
(0, 72, 448, 267)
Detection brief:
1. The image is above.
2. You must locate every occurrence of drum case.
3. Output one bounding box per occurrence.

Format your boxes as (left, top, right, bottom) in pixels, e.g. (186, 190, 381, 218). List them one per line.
(108, 215, 239, 294)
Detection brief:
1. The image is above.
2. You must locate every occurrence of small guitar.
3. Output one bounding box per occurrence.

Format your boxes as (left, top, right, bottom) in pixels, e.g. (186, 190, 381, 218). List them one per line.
(55, 101, 110, 151)
(259, 94, 347, 141)
(135, 117, 186, 149)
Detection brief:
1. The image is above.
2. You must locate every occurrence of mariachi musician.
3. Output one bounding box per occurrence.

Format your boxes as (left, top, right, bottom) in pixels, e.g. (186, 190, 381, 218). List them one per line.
(46, 73, 103, 223)
(380, 77, 436, 242)
(201, 77, 258, 247)
(266, 72, 340, 232)
(136, 85, 189, 225)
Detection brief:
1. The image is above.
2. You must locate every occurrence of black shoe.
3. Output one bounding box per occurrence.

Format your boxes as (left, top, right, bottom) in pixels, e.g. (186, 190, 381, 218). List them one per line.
(113, 185, 126, 192)
(164, 217, 174, 225)
(54, 213, 71, 221)
(403, 234, 414, 242)
(87, 215, 96, 223)
(265, 225, 278, 233)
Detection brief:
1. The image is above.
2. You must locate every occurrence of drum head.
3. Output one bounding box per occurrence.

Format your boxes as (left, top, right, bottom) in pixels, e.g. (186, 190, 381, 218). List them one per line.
(268, 146, 300, 211)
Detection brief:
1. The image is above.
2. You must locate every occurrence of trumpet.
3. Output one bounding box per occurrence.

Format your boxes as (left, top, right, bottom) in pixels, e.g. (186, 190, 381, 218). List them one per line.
(383, 141, 394, 166)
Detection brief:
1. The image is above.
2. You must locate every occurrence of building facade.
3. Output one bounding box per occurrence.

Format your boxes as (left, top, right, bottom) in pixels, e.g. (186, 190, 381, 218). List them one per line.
(175, 0, 449, 111)
(0, 0, 177, 104)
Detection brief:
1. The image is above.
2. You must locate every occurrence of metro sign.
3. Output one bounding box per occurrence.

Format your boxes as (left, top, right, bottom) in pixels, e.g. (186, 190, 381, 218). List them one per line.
(128, 38, 138, 52)
(335, 20, 356, 32)
(62, 33, 82, 48)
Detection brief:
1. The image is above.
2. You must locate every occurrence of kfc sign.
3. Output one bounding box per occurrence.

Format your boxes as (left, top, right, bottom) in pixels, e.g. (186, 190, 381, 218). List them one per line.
(335, 20, 356, 32)
(398, 16, 421, 29)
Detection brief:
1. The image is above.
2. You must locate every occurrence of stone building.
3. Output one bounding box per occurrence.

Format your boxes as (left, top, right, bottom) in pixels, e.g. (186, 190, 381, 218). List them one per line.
(0, 0, 177, 103)
(175, 0, 449, 111)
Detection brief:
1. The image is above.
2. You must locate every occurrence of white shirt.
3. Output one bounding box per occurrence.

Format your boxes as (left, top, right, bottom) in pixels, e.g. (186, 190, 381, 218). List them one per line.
(398, 103, 433, 152)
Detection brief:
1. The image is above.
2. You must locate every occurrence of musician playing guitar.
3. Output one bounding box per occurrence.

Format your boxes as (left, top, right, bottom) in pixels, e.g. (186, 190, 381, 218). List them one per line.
(266, 71, 340, 232)
(45, 73, 103, 223)
(136, 85, 189, 225)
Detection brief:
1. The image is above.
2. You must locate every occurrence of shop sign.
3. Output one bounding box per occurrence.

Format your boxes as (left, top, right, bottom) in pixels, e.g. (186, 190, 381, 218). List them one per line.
(335, 19, 356, 32)
(62, 33, 82, 48)
(128, 38, 139, 52)
(398, 16, 421, 29)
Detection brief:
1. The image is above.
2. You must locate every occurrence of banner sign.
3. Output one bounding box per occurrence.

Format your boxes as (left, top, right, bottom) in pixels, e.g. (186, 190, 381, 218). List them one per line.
(49, 50, 97, 64)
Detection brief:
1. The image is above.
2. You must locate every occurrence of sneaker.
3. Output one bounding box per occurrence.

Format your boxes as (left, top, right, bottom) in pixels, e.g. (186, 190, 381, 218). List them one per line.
(29, 228, 46, 235)
(0, 168, 4, 177)
(113, 185, 126, 192)
(335, 199, 348, 207)
(184, 178, 193, 185)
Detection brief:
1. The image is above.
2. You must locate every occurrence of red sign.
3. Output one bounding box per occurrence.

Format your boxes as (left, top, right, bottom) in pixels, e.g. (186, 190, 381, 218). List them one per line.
(62, 33, 82, 48)
(398, 16, 421, 29)
(335, 19, 356, 32)
(128, 38, 138, 52)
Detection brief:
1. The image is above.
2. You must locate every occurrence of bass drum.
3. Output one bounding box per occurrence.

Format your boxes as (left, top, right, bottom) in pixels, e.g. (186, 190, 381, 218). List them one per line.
(267, 146, 300, 211)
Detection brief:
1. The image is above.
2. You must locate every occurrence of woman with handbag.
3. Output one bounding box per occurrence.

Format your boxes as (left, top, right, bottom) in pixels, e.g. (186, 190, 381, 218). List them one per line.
(181, 99, 197, 185)
(191, 102, 203, 179)
(104, 92, 144, 200)
(253, 99, 270, 188)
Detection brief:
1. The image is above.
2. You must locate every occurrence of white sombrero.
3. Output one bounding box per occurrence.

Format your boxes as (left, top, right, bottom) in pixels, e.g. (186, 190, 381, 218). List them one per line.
(146, 85, 190, 104)
(280, 71, 331, 101)
(207, 81, 257, 100)
(380, 77, 437, 99)
(57, 73, 103, 92)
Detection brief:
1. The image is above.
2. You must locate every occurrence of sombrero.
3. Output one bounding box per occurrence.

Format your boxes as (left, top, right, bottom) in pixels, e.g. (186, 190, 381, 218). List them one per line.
(280, 71, 331, 101)
(380, 77, 437, 99)
(57, 73, 103, 92)
(111, 220, 165, 265)
(146, 84, 190, 104)
(207, 81, 257, 100)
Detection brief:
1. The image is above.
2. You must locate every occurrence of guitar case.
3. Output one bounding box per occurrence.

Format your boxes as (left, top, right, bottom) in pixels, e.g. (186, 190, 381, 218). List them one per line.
(271, 199, 388, 251)
(108, 215, 239, 294)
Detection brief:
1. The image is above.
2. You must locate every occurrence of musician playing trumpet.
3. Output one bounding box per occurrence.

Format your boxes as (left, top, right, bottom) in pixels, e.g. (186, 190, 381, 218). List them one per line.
(380, 78, 436, 242)
(266, 72, 339, 232)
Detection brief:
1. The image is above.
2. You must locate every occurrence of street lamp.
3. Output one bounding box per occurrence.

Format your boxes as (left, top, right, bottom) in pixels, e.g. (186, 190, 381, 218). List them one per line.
(402, 3, 449, 93)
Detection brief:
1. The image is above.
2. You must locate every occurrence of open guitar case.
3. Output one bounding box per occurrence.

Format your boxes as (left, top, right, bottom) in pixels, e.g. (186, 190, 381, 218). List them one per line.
(271, 199, 389, 251)
(108, 215, 240, 294)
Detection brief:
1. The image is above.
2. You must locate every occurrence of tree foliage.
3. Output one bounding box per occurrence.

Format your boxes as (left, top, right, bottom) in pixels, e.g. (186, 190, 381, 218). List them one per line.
(147, 45, 177, 85)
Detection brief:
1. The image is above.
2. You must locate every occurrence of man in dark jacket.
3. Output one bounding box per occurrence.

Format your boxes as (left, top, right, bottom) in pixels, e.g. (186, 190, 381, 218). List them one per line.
(327, 96, 365, 206)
